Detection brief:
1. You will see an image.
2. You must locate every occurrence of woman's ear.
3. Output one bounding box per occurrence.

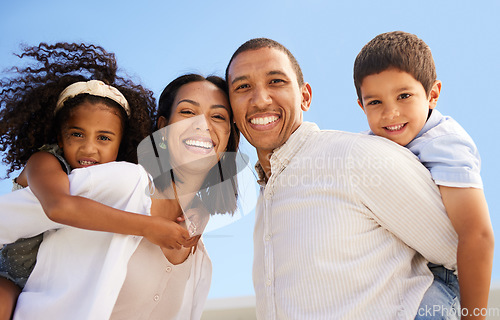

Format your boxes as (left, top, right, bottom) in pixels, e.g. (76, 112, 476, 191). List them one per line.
(57, 134, 63, 150)
(157, 116, 168, 129)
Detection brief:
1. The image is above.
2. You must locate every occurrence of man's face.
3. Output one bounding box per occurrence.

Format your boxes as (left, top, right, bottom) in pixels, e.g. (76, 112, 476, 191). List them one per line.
(227, 47, 311, 156)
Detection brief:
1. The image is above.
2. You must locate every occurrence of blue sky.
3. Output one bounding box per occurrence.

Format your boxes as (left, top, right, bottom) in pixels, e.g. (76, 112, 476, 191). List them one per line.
(1, 0, 499, 300)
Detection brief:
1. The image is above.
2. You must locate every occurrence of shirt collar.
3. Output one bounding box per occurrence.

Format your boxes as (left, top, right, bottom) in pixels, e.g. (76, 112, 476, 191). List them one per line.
(412, 109, 442, 141)
(255, 122, 319, 185)
(363, 109, 443, 144)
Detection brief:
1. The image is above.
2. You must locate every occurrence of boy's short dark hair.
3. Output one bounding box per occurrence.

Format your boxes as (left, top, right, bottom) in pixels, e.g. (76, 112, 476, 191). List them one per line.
(225, 38, 304, 87)
(353, 31, 436, 102)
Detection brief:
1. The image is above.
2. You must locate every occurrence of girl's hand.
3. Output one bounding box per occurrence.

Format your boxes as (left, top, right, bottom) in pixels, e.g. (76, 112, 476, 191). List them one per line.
(144, 216, 197, 250)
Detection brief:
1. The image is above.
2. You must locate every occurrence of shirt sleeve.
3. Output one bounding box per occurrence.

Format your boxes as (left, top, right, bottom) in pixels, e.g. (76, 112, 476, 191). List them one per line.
(0, 162, 150, 245)
(350, 135, 458, 269)
(412, 133, 482, 189)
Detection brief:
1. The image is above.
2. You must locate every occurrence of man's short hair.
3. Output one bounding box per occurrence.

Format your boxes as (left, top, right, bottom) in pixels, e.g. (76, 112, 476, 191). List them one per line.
(226, 38, 304, 87)
(353, 31, 436, 102)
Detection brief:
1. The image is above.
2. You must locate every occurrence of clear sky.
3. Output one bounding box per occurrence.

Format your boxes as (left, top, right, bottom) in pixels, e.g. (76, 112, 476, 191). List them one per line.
(1, 0, 499, 300)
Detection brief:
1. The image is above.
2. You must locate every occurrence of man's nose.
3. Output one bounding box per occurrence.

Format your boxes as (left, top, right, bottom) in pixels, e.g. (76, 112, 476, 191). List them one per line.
(250, 85, 272, 109)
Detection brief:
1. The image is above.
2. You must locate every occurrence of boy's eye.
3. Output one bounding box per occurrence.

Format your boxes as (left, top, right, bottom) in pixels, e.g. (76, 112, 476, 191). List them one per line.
(367, 100, 381, 106)
(398, 93, 411, 100)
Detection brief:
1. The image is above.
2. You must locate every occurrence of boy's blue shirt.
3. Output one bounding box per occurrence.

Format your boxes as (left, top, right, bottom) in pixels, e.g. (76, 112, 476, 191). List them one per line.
(364, 109, 482, 189)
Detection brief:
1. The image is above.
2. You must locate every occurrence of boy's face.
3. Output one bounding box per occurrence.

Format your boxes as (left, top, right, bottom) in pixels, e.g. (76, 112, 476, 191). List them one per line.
(227, 47, 312, 156)
(358, 68, 441, 146)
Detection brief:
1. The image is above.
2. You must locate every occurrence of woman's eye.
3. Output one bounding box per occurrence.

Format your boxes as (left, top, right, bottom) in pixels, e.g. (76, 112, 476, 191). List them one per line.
(213, 114, 227, 121)
(180, 110, 195, 115)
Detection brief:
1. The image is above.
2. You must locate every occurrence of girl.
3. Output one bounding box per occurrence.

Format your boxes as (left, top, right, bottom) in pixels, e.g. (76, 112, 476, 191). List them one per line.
(0, 73, 240, 319)
(0, 43, 196, 319)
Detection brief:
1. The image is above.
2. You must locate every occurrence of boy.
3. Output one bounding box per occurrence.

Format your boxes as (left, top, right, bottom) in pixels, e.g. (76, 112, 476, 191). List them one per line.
(354, 31, 494, 319)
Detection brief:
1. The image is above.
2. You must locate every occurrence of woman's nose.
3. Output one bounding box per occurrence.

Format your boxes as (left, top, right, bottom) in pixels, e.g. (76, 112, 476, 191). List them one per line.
(193, 115, 210, 131)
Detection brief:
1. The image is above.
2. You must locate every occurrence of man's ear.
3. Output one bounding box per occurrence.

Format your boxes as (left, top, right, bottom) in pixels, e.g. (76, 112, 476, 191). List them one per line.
(357, 99, 366, 113)
(301, 83, 312, 112)
(428, 80, 442, 110)
(157, 116, 168, 129)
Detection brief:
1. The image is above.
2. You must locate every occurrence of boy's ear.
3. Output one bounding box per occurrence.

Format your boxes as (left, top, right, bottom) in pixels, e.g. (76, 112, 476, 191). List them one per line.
(428, 80, 442, 110)
(357, 99, 366, 113)
(301, 83, 312, 112)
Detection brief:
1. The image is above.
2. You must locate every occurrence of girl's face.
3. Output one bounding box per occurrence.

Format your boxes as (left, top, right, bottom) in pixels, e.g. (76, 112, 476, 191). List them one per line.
(58, 102, 123, 169)
(159, 81, 231, 172)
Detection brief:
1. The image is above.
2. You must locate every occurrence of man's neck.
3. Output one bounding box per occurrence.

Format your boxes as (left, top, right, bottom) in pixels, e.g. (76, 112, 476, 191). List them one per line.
(257, 150, 272, 180)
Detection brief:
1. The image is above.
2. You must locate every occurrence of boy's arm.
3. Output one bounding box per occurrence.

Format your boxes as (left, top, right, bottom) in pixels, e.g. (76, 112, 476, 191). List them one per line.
(439, 186, 494, 320)
(24, 152, 194, 249)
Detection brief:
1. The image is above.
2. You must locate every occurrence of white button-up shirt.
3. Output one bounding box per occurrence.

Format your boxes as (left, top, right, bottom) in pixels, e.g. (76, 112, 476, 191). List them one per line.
(0, 162, 211, 320)
(253, 122, 458, 320)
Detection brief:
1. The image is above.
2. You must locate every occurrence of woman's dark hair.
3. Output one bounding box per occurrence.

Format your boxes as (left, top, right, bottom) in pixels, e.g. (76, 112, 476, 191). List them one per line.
(0, 42, 156, 177)
(156, 74, 240, 215)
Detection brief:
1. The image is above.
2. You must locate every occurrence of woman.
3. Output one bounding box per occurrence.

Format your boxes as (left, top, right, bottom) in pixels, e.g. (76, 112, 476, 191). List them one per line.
(0, 74, 240, 320)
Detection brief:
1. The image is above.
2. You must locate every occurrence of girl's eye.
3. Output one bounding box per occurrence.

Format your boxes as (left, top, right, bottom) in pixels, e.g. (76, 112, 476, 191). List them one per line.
(71, 132, 83, 138)
(98, 135, 111, 141)
(399, 93, 411, 100)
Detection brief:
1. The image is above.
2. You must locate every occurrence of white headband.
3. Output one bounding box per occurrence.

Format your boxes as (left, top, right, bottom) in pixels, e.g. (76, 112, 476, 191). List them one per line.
(55, 80, 130, 116)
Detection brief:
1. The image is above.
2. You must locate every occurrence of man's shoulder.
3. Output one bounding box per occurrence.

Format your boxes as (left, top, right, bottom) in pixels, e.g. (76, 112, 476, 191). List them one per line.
(311, 129, 410, 154)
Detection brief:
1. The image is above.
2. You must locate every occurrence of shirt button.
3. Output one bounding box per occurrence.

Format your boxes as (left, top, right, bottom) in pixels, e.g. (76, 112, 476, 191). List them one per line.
(166, 266, 172, 272)
(153, 294, 160, 302)
(264, 234, 271, 241)
(266, 279, 272, 286)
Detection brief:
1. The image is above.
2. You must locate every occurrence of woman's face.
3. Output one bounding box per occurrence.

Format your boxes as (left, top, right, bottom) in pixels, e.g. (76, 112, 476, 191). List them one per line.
(159, 81, 231, 173)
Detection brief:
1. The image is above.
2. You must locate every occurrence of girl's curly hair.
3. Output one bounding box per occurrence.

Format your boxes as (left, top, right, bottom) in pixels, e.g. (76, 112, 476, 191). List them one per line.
(0, 42, 157, 177)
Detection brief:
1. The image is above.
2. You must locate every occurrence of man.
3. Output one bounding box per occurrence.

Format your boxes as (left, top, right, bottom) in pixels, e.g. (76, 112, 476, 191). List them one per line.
(225, 38, 458, 319)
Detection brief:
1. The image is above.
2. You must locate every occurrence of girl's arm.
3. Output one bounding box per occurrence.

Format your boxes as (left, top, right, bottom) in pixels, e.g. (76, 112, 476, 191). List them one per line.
(439, 186, 494, 320)
(20, 151, 196, 249)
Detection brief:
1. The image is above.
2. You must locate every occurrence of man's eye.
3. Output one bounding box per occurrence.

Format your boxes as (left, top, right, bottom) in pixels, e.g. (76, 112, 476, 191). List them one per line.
(270, 79, 284, 84)
(235, 84, 249, 90)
